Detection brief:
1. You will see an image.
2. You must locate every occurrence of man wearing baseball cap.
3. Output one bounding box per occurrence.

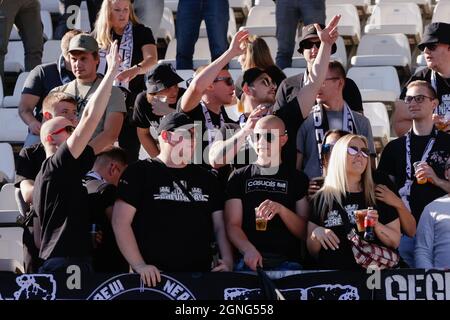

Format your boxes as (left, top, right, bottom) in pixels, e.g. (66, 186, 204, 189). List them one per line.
(133, 62, 186, 158)
(51, 34, 126, 154)
(112, 112, 233, 287)
(394, 22, 450, 136)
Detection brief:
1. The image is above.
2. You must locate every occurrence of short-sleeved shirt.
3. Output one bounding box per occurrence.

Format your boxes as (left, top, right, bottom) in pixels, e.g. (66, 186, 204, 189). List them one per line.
(14, 143, 46, 187)
(297, 107, 376, 179)
(310, 192, 398, 270)
(225, 163, 309, 262)
(22, 62, 75, 121)
(33, 143, 96, 260)
(51, 76, 126, 138)
(132, 87, 186, 138)
(400, 67, 450, 117)
(117, 159, 223, 272)
(378, 130, 450, 221)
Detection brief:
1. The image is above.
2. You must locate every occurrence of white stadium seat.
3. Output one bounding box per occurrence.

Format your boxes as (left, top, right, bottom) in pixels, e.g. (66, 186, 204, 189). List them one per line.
(432, 1, 450, 23)
(74, 1, 91, 32)
(0, 144, 15, 183)
(282, 68, 306, 78)
(43, 40, 62, 64)
(364, 3, 423, 43)
(0, 108, 28, 143)
(326, 4, 360, 44)
(175, 69, 195, 89)
(347, 66, 401, 103)
(229, 0, 252, 12)
(164, 0, 179, 12)
(2, 72, 29, 108)
(350, 34, 411, 69)
(40, 0, 61, 13)
(163, 38, 212, 68)
(254, 0, 275, 6)
(156, 7, 175, 41)
(40, 10, 54, 40)
(0, 76, 3, 107)
(4, 41, 25, 73)
(363, 102, 391, 143)
(375, 0, 432, 17)
(243, 5, 276, 37)
(0, 227, 24, 274)
(0, 184, 19, 211)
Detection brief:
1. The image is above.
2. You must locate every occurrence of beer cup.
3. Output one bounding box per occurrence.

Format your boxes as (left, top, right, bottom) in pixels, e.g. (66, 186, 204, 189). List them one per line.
(413, 161, 427, 184)
(255, 208, 267, 231)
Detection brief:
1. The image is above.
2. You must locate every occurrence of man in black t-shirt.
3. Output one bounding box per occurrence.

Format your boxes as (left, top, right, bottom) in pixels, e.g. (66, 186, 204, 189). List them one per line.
(393, 22, 450, 136)
(178, 31, 251, 167)
(378, 80, 450, 268)
(19, 29, 81, 147)
(133, 63, 186, 158)
(112, 113, 233, 287)
(84, 146, 128, 272)
(33, 42, 121, 273)
(225, 115, 309, 271)
(273, 17, 343, 170)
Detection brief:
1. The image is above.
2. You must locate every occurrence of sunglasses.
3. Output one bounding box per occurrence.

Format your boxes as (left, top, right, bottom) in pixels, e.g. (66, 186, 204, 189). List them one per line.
(404, 94, 435, 104)
(50, 125, 75, 136)
(254, 131, 286, 143)
(213, 77, 234, 86)
(255, 77, 276, 88)
(321, 143, 335, 155)
(421, 43, 438, 52)
(303, 40, 321, 50)
(347, 146, 370, 158)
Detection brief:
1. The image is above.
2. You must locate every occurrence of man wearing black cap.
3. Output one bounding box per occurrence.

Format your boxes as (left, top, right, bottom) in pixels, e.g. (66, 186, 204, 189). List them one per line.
(132, 63, 186, 158)
(112, 112, 233, 287)
(51, 34, 126, 155)
(273, 16, 344, 170)
(394, 22, 450, 136)
(209, 67, 277, 173)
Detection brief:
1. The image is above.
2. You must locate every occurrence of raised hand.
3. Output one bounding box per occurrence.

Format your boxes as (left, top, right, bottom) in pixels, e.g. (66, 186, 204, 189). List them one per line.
(106, 40, 122, 75)
(316, 14, 341, 46)
(242, 105, 270, 135)
(229, 29, 250, 57)
(256, 199, 285, 220)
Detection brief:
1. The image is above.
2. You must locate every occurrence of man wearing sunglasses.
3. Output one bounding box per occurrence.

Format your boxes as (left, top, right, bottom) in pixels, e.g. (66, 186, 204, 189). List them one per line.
(112, 113, 233, 287)
(225, 115, 309, 271)
(209, 68, 277, 174)
(394, 22, 450, 136)
(178, 30, 249, 169)
(415, 157, 450, 269)
(297, 61, 375, 180)
(378, 80, 450, 268)
(33, 42, 121, 274)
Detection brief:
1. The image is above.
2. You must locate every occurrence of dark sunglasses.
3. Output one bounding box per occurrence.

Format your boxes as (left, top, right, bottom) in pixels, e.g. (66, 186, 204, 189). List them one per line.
(303, 40, 321, 50)
(321, 143, 335, 155)
(254, 131, 286, 143)
(50, 125, 75, 136)
(421, 43, 438, 52)
(404, 94, 435, 104)
(347, 146, 370, 158)
(213, 76, 234, 86)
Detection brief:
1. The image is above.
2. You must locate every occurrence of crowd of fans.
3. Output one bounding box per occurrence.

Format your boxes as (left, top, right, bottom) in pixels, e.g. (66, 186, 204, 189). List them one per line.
(1, 0, 450, 286)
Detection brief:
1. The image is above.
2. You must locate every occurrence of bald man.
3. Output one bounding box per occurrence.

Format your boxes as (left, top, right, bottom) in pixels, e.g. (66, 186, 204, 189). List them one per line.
(32, 42, 121, 273)
(224, 115, 310, 271)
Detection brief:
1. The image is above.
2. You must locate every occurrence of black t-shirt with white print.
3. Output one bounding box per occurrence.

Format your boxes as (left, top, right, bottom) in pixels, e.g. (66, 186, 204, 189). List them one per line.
(378, 130, 450, 221)
(310, 192, 398, 270)
(132, 88, 186, 135)
(400, 67, 450, 117)
(225, 163, 309, 262)
(33, 142, 96, 260)
(117, 159, 223, 272)
(14, 143, 46, 188)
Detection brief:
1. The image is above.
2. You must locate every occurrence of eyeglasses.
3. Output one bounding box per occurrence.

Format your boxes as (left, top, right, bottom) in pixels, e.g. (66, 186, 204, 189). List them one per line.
(404, 95, 435, 104)
(213, 77, 234, 86)
(421, 43, 438, 52)
(50, 125, 75, 136)
(347, 146, 370, 158)
(322, 143, 335, 155)
(254, 131, 286, 143)
(303, 40, 321, 50)
(257, 77, 276, 88)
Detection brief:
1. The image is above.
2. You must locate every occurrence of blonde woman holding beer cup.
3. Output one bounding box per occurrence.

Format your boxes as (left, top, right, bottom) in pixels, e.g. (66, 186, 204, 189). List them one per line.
(307, 135, 401, 270)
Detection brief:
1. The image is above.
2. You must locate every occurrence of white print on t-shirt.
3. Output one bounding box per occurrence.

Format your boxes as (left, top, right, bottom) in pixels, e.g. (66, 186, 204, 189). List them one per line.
(324, 204, 359, 227)
(153, 181, 209, 202)
(439, 94, 450, 116)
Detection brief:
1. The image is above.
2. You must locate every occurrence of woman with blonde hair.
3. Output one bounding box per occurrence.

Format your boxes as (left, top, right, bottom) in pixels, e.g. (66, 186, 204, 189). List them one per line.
(93, 0, 158, 162)
(307, 134, 401, 270)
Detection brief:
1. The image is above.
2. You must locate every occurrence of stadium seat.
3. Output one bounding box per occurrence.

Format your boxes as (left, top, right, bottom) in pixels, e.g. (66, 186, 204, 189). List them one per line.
(2, 72, 29, 108)
(326, 4, 360, 44)
(326, 0, 371, 16)
(156, 7, 175, 42)
(0, 76, 3, 107)
(199, 8, 237, 41)
(347, 66, 401, 103)
(282, 68, 306, 78)
(163, 38, 212, 68)
(40, 0, 60, 13)
(254, 0, 275, 5)
(164, 0, 179, 12)
(9, 25, 20, 41)
(139, 145, 150, 160)
(41, 10, 54, 40)
(42, 40, 62, 64)
(243, 5, 276, 37)
(363, 102, 391, 144)
(0, 227, 24, 274)
(176, 69, 195, 89)
(432, 1, 450, 23)
(228, 69, 242, 83)
(350, 34, 411, 69)
(0, 143, 15, 183)
(74, 1, 91, 32)
(364, 3, 423, 44)
(0, 109, 28, 143)
(375, 0, 432, 17)
(4, 41, 25, 73)
(416, 54, 426, 67)
(229, 0, 252, 12)
(0, 184, 19, 211)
